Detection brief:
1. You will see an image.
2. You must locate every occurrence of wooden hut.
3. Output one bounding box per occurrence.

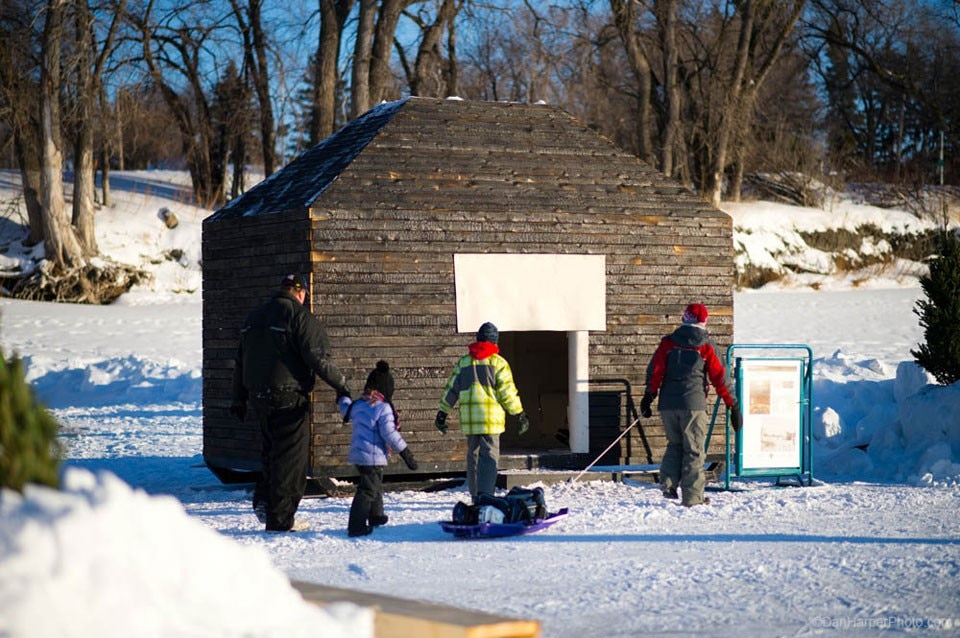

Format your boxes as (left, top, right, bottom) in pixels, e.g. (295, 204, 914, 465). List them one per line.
(201, 97, 734, 483)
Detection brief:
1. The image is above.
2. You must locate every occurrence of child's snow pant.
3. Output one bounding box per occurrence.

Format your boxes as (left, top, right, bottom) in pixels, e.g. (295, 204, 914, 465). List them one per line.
(466, 433, 500, 502)
(348, 465, 385, 535)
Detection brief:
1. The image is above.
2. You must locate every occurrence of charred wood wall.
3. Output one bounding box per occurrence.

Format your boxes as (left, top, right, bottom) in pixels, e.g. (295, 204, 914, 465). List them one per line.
(201, 98, 734, 479)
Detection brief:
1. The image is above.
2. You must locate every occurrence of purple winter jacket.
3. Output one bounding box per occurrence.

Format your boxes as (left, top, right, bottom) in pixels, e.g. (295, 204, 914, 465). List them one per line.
(338, 393, 409, 467)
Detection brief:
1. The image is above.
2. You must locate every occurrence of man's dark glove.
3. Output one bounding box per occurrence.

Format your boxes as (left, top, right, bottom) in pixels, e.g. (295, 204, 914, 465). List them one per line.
(517, 412, 530, 436)
(639, 391, 655, 418)
(229, 401, 246, 422)
(729, 403, 743, 433)
(336, 385, 352, 401)
(434, 410, 448, 434)
(399, 447, 418, 471)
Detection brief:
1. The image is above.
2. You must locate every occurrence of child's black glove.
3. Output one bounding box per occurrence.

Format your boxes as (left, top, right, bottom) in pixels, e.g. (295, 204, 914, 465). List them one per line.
(400, 447, 418, 470)
(434, 410, 448, 434)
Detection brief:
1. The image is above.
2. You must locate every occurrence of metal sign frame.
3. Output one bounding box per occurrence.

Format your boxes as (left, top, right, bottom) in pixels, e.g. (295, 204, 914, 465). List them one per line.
(722, 344, 814, 489)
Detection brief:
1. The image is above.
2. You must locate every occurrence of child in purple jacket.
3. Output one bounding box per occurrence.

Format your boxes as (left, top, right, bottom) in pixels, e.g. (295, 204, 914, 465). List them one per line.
(337, 361, 418, 537)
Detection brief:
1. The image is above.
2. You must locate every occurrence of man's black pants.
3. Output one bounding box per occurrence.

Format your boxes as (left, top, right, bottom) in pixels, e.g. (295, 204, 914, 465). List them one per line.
(252, 394, 310, 531)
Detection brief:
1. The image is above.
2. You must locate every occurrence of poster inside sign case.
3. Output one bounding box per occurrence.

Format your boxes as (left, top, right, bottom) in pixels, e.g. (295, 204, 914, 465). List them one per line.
(738, 359, 803, 472)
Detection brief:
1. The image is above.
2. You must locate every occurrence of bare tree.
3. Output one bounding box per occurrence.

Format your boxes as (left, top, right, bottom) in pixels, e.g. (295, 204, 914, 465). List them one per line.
(456, 1, 575, 104)
(229, 0, 277, 176)
(455, 3, 508, 100)
(805, 0, 960, 184)
(0, 1, 45, 246)
(350, 0, 376, 119)
(40, 0, 84, 270)
(367, 0, 419, 106)
(213, 60, 254, 199)
(609, 0, 655, 164)
(312, 0, 354, 142)
(0, 0, 148, 301)
(657, 0, 682, 178)
(129, 1, 230, 207)
(681, 0, 805, 205)
(403, 0, 462, 97)
(69, 0, 126, 256)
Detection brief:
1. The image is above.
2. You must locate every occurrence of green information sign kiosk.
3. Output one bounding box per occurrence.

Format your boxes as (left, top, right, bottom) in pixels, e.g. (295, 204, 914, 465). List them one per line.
(720, 344, 814, 488)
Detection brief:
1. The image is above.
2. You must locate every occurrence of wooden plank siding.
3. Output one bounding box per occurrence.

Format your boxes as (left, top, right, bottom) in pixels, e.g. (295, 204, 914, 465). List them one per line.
(201, 97, 734, 480)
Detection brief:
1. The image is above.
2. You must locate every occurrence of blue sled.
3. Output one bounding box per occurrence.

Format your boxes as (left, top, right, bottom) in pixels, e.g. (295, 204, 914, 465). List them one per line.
(438, 507, 569, 539)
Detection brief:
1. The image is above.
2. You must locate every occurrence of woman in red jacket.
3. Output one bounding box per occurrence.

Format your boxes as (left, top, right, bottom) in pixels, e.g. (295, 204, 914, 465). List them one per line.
(641, 303, 742, 507)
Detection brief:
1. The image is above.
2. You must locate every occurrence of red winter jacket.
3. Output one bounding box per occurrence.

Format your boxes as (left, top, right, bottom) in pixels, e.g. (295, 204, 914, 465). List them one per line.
(645, 324, 733, 411)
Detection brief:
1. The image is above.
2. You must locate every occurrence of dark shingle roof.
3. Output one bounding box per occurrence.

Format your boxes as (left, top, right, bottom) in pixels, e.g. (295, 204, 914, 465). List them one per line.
(208, 96, 718, 222)
(207, 99, 407, 220)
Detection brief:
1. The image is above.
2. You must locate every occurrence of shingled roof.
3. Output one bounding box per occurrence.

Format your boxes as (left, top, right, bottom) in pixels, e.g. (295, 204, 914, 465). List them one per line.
(209, 96, 716, 222)
(209, 100, 406, 220)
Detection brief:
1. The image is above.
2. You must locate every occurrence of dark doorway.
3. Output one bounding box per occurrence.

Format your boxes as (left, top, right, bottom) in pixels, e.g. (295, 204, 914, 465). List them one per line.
(498, 331, 569, 453)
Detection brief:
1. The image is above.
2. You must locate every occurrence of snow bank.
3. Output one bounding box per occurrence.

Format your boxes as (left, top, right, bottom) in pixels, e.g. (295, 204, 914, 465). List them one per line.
(814, 360, 960, 486)
(0, 468, 372, 638)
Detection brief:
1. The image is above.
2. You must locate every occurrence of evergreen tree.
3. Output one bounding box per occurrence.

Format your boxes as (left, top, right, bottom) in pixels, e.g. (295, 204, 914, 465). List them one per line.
(0, 347, 62, 492)
(912, 230, 960, 385)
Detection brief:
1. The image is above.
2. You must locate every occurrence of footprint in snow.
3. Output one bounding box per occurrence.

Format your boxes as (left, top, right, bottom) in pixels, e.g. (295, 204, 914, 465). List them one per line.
(347, 563, 369, 579)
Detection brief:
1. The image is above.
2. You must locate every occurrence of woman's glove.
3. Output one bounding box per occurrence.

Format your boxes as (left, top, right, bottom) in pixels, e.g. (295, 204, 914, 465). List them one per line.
(640, 392, 656, 418)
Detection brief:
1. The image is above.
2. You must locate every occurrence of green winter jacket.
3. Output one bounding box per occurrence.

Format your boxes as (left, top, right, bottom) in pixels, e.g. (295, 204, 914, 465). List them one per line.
(439, 342, 523, 435)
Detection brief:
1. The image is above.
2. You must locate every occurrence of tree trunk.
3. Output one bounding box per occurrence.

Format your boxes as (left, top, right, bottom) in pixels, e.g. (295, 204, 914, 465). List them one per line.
(232, 0, 277, 176)
(610, 0, 654, 164)
(310, 0, 355, 143)
(115, 97, 124, 171)
(410, 0, 459, 97)
(97, 88, 112, 207)
(316, 0, 342, 140)
(369, 0, 414, 105)
(444, 12, 458, 97)
(0, 7, 45, 246)
(40, 0, 83, 270)
(251, 0, 275, 175)
(100, 147, 111, 208)
(72, 0, 99, 256)
(71, 0, 123, 254)
(13, 128, 45, 247)
(658, 0, 680, 178)
(351, 0, 377, 118)
(729, 147, 744, 202)
(704, 0, 804, 206)
(703, 0, 753, 207)
(72, 133, 98, 255)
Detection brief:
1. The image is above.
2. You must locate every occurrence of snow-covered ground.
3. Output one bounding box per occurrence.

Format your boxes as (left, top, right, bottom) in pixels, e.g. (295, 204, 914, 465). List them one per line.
(1, 170, 959, 638)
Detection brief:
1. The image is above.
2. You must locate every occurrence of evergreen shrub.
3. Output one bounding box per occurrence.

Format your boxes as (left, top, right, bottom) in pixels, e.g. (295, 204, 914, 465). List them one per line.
(0, 347, 62, 492)
(912, 230, 960, 385)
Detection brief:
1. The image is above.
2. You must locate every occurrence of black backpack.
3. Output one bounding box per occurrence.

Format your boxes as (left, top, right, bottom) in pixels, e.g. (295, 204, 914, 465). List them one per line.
(473, 486, 547, 524)
(503, 486, 547, 522)
(452, 500, 479, 525)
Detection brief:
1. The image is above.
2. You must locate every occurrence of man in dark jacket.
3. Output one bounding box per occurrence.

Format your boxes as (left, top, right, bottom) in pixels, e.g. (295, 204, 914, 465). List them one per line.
(641, 303, 742, 507)
(231, 274, 351, 532)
